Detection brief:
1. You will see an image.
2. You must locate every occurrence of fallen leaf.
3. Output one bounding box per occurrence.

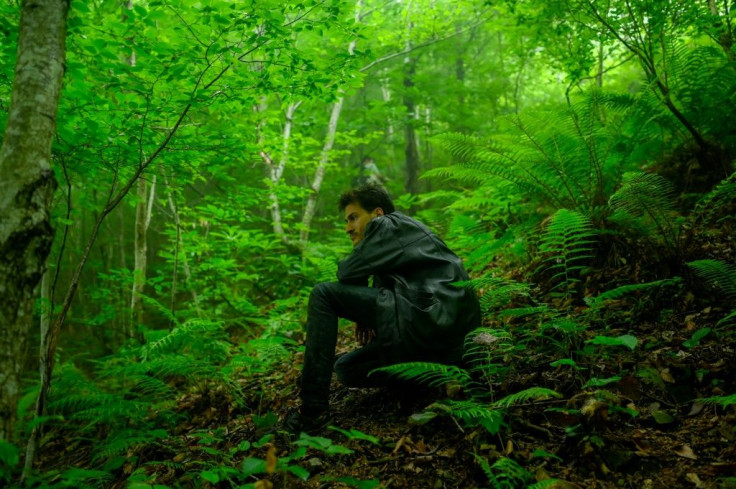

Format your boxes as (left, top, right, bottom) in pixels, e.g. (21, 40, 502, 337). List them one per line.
(674, 445, 698, 460)
(255, 481, 273, 489)
(505, 440, 514, 455)
(265, 445, 277, 474)
(437, 448, 456, 458)
(688, 403, 704, 416)
(633, 438, 651, 456)
(685, 472, 705, 488)
(393, 435, 408, 454)
(414, 439, 428, 453)
(659, 368, 675, 383)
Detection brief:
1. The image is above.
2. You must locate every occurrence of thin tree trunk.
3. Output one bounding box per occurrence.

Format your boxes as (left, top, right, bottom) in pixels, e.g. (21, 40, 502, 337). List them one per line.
(403, 1, 420, 195)
(130, 176, 156, 334)
(164, 172, 201, 318)
(299, 0, 362, 248)
(0, 0, 68, 444)
(404, 60, 420, 195)
(261, 101, 301, 250)
(22, 268, 51, 478)
(300, 96, 346, 247)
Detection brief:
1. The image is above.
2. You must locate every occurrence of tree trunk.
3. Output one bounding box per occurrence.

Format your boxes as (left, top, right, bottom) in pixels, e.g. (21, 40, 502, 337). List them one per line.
(261, 101, 301, 251)
(403, 59, 420, 195)
(130, 176, 156, 334)
(299, 0, 362, 248)
(164, 172, 201, 318)
(0, 0, 68, 443)
(300, 95, 346, 248)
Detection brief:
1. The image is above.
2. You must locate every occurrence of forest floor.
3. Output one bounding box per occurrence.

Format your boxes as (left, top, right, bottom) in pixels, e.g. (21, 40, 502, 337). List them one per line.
(35, 213, 736, 489)
(60, 312, 734, 489)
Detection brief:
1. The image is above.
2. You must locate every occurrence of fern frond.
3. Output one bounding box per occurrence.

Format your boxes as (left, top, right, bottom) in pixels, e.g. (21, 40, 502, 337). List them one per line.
(435, 399, 505, 434)
(697, 394, 736, 408)
(688, 259, 736, 325)
(717, 310, 736, 326)
(528, 479, 567, 489)
(609, 172, 678, 250)
(538, 209, 596, 295)
(585, 277, 682, 306)
(370, 362, 473, 389)
(493, 387, 562, 408)
(687, 260, 736, 300)
(93, 428, 169, 463)
(691, 171, 736, 225)
(490, 457, 532, 485)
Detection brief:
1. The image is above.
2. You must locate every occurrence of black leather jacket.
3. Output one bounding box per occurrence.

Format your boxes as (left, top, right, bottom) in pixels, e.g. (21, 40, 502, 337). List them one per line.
(337, 212, 481, 362)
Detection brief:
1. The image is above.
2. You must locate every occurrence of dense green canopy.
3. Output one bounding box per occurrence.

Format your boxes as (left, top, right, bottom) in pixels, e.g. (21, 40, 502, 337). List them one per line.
(0, 0, 735, 487)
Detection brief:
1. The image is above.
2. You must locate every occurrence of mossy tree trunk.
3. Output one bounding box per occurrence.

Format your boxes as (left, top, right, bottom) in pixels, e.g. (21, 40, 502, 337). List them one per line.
(0, 0, 69, 442)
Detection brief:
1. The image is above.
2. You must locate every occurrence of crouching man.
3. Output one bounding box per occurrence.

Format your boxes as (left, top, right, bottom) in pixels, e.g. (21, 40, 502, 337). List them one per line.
(284, 184, 481, 434)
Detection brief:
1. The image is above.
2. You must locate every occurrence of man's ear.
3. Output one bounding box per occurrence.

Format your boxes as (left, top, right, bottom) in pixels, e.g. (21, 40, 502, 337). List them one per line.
(374, 207, 384, 217)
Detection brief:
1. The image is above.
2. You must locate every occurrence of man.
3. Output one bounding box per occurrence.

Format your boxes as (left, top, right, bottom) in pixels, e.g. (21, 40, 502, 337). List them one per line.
(284, 184, 481, 434)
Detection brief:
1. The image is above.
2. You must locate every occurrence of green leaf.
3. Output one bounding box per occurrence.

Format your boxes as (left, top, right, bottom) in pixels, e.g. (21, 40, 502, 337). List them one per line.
(285, 464, 310, 480)
(651, 410, 675, 424)
(328, 426, 381, 445)
(408, 410, 438, 426)
(241, 457, 267, 477)
(0, 440, 20, 468)
(200, 470, 220, 483)
(530, 449, 562, 461)
(683, 328, 711, 348)
(550, 358, 585, 369)
(588, 334, 638, 351)
(582, 376, 621, 388)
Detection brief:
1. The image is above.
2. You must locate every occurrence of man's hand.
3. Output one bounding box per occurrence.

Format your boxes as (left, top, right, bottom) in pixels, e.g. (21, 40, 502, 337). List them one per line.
(355, 323, 376, 346)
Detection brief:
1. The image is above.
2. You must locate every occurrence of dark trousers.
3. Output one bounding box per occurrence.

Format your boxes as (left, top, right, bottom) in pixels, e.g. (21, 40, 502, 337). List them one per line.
(301, 282, 395, 412)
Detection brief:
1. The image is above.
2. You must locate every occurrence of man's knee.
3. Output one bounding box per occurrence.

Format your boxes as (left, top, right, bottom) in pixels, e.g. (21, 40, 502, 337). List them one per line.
(334, 354, 367, 387)
(310, 281, 340, 304)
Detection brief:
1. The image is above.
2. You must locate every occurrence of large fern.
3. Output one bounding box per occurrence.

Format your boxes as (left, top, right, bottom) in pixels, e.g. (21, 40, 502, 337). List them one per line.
(687, 259, 736, 325)
(585, 277, 683, 307)
(370, 362, 475, 390)
(609, 172, 680, 254)
(431, 88, 655, 217)
(537, 209, 596, 297)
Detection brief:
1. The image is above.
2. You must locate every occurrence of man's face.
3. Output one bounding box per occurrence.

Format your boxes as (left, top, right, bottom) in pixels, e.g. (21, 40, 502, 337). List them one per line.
(344, 202, 383, 247)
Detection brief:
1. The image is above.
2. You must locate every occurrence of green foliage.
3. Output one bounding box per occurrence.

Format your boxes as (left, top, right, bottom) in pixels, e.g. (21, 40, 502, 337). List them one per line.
(371, 362, 475, 390)
(587, 334, 638, 351)
(492, 387, 562, 408)
(475, 454, 563, 489)
(431, 88, 648, 214)
(0, 440, 19, 485)
(688, 259, 736, 325)
(375, 350, 560, 435)
(585, 278, 682, 307)
(537, 209, 596, 297)
(698, 394, 736, 408)
(609, 172, 680, 253)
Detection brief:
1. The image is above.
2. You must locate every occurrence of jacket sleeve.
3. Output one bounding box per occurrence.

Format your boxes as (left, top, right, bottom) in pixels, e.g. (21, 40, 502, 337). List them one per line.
(337, 216, 405, 282)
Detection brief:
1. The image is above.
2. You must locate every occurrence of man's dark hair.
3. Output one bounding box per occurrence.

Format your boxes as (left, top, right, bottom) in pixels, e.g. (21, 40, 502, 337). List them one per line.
(339, 184, 395, 214)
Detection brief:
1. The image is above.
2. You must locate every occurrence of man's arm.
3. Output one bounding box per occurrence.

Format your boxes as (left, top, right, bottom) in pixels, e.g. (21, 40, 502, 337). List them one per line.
(337, 216, 404, 282)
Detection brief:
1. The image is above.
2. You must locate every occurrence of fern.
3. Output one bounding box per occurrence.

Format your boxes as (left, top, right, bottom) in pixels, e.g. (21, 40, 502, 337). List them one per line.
(688, 259, 736, 325)
(492, 387, 562, 409)
(697, 394, 736, 408)
(585, 277, 682, 306)
(538, 209, 596, 297)
(609, 172, 679, 253)
(93, 428, 169, 463)
(691, 171, 736, 225)
(435, 399, 505, 435)
(370, 362, 474, 390)
(467, 275, 532, 312)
